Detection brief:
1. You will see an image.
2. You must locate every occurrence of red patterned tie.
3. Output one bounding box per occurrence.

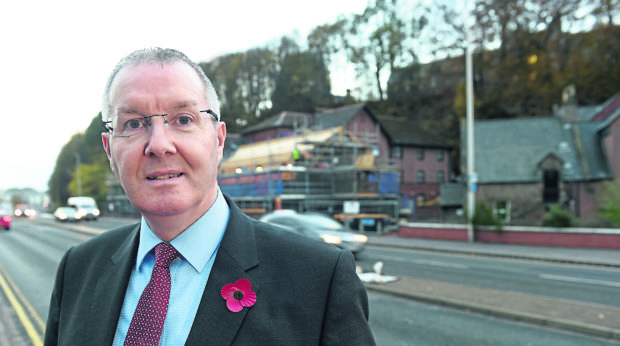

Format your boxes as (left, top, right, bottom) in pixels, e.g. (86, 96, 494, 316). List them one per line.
(125, 242, 179, 346)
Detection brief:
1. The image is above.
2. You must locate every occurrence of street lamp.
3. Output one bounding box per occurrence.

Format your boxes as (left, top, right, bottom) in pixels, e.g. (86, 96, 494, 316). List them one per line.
(75, 153, 82, 196)
(465, 0, 476, 243)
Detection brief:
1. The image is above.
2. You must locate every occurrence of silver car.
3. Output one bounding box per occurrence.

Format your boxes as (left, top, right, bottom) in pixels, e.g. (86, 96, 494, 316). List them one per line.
(54, 207, 82, 222)
(260, 210, 368, 255)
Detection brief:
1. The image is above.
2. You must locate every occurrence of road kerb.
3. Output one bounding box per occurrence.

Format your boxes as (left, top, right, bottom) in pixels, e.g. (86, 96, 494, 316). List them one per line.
(364, 281, 620, 341)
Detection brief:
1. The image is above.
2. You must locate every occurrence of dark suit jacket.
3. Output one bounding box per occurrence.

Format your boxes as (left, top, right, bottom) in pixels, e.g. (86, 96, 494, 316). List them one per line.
(44, 196, 375, 345)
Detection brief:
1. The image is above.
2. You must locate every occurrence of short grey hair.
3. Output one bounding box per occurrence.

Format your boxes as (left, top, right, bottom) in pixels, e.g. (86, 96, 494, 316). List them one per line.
(101, 47, 220, 122)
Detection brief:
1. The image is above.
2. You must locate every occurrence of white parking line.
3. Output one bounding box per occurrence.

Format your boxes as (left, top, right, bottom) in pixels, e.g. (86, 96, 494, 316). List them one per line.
(539, 274, 620, 288)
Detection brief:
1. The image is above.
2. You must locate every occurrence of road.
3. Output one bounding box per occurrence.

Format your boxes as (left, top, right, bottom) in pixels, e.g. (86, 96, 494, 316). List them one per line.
(367, 291, 618, 346)
(357, 245, 620, 307)
(0, 217, 618, 345)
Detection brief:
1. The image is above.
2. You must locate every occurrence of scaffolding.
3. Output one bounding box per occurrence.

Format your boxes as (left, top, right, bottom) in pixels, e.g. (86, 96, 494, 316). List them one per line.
(218, 126, 400, 231)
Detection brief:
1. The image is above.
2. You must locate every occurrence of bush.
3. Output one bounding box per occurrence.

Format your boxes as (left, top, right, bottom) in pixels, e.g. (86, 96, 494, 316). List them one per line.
(596, 181, 620, 227)
(471, 201, 503, 231)
(542, 205, 579, 228)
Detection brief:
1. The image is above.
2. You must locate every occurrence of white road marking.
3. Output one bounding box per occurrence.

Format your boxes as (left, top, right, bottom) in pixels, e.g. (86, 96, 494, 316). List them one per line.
(378, 255, 469, 269)
(539, 274, 620, 288)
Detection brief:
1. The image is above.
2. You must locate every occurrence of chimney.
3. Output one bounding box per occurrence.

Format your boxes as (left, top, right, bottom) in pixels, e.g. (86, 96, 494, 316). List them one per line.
(558, 84, 578, 123)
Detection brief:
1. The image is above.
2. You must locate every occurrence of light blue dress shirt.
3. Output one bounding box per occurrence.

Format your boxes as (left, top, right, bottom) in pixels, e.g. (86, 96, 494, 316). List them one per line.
(113, 191, 230, 345)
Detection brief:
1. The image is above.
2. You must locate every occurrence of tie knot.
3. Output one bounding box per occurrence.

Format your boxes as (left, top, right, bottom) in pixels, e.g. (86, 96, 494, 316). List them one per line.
(154, 242, 179, 268)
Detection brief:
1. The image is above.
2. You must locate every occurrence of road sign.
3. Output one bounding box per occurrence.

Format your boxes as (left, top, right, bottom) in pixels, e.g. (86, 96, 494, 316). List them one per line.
(343, 201, 360, 214)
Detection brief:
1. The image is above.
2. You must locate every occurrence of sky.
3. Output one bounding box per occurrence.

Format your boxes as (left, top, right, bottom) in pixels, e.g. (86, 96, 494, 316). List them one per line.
(0, 0, 368, 192)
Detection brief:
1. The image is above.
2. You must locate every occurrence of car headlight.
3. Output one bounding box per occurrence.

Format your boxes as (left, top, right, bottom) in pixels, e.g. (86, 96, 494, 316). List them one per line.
(320, 234, 343, 245)
(93, 209, 100, 216)
(353, 234, 368, 243)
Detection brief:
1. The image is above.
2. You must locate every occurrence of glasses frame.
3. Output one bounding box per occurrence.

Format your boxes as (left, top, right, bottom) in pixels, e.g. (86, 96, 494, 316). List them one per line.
(102, 109, 220, 134)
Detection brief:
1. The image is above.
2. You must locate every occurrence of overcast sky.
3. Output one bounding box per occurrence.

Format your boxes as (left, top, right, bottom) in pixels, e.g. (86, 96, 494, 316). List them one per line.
(0, 0, 368, 192)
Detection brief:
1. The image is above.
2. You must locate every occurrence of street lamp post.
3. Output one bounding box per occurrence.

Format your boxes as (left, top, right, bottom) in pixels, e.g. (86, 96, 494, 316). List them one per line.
(465, 0, 476, 243)
(75, 153, 82, 196)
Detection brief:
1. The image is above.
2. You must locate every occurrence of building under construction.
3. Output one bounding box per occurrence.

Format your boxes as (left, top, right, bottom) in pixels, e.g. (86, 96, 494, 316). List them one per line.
(218, 126, 401, 232)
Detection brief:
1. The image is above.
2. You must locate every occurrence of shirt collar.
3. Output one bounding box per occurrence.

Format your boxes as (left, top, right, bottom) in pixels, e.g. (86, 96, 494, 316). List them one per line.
(136, 190, 230, 273)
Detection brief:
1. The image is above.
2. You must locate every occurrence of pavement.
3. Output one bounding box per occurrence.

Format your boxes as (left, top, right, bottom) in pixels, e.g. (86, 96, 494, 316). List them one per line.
(31, 217, 620, 341)
(364, 234, 620, 341)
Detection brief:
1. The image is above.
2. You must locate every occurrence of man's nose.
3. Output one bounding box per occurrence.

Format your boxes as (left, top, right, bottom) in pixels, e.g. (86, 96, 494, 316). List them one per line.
(144, 117, 176, 157)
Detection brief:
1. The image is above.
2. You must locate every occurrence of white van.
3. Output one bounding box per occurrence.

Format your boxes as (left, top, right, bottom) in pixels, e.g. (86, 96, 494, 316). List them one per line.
(67, 196, 100, 221)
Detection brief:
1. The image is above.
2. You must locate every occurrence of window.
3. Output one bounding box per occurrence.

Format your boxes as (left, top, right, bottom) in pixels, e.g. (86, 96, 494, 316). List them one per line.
(494, 200, 511, 222)
(437, 170, 445, 183)
(417, 148, 425, 160)
(543, 170, 559, 203)
(392, 146, 402, 159)
(437, 149, 444, 161)
(417, 170, 425, 183)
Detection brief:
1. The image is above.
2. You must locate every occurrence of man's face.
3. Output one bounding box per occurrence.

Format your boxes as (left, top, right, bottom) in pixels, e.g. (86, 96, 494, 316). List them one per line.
(102, 61, 226, 220)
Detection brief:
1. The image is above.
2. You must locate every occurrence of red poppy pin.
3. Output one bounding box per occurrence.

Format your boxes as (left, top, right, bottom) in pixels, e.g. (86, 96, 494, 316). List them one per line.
(221, 278, 257, 312)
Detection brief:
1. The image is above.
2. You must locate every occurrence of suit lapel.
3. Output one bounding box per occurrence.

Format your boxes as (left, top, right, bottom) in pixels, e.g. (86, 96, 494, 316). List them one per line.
(186, 197, 259, 346)
(87, 225, 140, 344)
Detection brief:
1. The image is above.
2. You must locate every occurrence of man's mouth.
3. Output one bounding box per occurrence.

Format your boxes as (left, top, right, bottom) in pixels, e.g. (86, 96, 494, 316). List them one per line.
(146, 173, 184, 181)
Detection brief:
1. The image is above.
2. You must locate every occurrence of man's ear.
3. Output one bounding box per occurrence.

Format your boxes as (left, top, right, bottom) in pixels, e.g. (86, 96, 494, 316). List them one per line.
(216, 122, 226, 164)
(102, 133, 112, 159)
(217, 122, 227, 148)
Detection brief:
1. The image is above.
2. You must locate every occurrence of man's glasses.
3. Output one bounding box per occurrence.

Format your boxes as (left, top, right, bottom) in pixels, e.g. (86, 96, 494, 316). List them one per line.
(102, 109, 220, 138)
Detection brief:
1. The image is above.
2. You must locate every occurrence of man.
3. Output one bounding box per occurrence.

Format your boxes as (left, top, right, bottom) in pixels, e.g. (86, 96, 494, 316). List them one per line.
(44, 48, 375, 345)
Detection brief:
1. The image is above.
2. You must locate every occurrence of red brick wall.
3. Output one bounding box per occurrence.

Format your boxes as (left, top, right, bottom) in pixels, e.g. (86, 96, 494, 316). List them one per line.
(401, 147, 450, 184)
(399, 223, 620, 249)
(476, 229, 620, 248)
(246, 128, 296, 143)
(346, 111, 390, 165)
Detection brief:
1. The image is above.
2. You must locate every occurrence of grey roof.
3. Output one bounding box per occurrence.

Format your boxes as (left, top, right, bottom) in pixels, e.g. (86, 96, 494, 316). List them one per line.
(573, 122, 610, 180)
(592, 91, 620, 123)
(468, 117, 611, 184)
(315, 103, 368, 130)
(242, 111, 313, 135)
(578, 105, 601, 121)
(378, 115, 451, 148)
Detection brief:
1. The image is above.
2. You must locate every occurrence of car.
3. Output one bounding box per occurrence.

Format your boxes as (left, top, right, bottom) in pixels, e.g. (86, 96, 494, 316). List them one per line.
(74, 205, 100, 221)
(0, 209, 12, 230)
(67, 196, 100, 221)
(260, 210, 368, 255)
(14, 203, 36, 217)
(54, 207, 82, 222)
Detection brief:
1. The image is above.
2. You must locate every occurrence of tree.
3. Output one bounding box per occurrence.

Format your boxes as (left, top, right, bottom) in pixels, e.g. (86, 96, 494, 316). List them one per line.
(48, 133, 85, 207)
(307, 19, 348, 67)
(589, 0, 620, 26)
(83, 113, 108, 164)
(346, 0, 426, 101)
(564, 25, 620, 104)
(200, 47, 278, 132)
(68, 159, 108, 206)
(597, 180, 620, 227)
(48, 113, 109, 207)
(270, 51, 332, 114)
(238, 48, 278, 122)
